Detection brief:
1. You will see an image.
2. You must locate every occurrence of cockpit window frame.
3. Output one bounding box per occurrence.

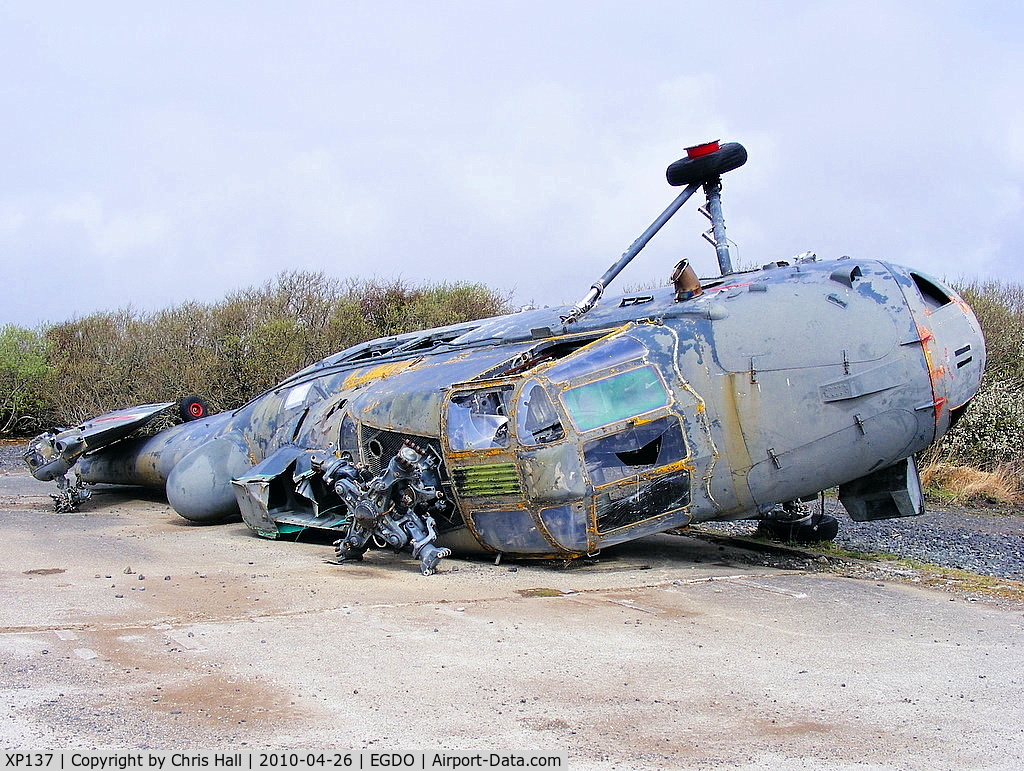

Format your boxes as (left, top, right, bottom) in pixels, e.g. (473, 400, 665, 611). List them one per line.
(515, 379, 567, 447)
(544, 335, 649, 384)
(444, 384, 515, 452)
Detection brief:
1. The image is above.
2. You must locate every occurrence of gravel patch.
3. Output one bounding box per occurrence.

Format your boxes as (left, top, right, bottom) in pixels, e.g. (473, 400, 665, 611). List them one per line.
(5, 439, 1024, 582)
(835, 503, 1024, 581)
(0, 443, 26, 473)
(695, 499, 1024, 582)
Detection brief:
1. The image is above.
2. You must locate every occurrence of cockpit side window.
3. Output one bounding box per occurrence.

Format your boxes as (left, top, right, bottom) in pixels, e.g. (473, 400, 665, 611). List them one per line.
(561, 366, 670, 432)
(447, 386, 513, 451)
(516, 381, 565, 446)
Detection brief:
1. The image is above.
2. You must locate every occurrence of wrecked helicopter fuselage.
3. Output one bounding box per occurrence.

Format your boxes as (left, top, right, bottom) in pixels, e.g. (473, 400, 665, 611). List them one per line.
(25, 141, 986, 574)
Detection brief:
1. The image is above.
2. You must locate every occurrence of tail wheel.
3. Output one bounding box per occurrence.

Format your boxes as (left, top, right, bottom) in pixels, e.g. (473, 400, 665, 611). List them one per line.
(179, 396, 209, 422)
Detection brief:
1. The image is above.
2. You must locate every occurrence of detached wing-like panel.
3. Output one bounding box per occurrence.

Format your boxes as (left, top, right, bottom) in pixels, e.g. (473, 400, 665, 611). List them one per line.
(24, 403, 175, 483)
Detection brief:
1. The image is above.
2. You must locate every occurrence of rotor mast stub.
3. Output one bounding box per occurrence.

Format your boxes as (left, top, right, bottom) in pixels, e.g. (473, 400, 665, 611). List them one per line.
(701, 178, 733, 276)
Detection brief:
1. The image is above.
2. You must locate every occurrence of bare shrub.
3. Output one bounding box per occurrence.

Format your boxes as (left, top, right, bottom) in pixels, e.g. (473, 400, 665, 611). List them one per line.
(955, 279, 1024, 382)
(932, 279, 1024, 473)
(0, 324, 52, 434)
(32, 272, 510, 429)
(350, 277, 511, 338)
(43, 309, 151, 425)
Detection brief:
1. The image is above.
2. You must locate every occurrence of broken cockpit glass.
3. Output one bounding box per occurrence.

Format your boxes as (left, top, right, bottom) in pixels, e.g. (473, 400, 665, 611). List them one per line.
(516, 381, 565, 446)
(583, 416, 687, 486)
(595, 470, 692, 533)
(447, 386, 513, 450)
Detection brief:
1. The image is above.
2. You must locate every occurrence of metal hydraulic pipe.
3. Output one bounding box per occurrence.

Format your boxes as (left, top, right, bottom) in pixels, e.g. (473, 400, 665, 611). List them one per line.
(702, 177, 733, 275)
(563, 181, 701, 322)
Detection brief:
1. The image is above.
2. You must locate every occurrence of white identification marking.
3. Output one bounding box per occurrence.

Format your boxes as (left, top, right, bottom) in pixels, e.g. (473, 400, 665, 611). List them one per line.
(164, 630, 206, 651)
(284, 381, 313, 409)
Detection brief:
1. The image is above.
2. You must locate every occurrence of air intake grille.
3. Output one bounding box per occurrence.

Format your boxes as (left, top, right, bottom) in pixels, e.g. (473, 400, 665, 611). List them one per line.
(452, 463, 522, 497)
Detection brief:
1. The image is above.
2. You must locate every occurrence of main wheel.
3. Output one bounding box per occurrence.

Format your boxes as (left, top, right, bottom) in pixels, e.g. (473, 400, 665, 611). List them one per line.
(666, 142, 748, 186)
(757, 512, 840, 544)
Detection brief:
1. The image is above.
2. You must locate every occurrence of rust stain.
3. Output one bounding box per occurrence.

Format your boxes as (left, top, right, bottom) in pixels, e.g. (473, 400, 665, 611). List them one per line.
(916, 324, 946, 429)
(151, 672, 312, 728)
(342, 360, 416, 390)
(517, 587, 567, 597)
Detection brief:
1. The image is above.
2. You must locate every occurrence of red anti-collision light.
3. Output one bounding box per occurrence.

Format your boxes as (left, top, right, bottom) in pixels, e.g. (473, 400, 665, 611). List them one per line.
(685, 140, 720, 158)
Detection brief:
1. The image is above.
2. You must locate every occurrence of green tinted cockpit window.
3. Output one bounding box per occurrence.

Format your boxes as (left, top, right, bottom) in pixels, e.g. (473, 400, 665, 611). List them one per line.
(561, 366, 669, 432)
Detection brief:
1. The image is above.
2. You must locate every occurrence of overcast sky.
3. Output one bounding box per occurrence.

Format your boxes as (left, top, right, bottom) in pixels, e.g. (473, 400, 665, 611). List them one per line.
(2, 1, 1022, 327)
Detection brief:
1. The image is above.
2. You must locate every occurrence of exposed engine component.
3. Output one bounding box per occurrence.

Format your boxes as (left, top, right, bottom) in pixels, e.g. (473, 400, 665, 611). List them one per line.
(670, 259, 703, 302)
(313, 444, 452, 575)
(49, 469, 92, 513)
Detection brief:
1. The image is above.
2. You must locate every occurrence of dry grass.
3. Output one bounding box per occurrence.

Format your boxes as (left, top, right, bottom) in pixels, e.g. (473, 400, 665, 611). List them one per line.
(920, 461, 1021, 505)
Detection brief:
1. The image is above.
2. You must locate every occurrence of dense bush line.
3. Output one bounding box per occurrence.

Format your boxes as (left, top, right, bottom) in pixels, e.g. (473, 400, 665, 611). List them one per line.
(0, 325, 48, 435)
(2, 272, 1022, 479)
(0, 272, 510, 433)
(930, 279, 1024, 472)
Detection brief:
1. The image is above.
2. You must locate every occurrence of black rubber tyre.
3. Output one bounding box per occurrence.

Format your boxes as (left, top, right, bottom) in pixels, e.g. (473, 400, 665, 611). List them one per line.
(178, 396, 209, 422)
(758, 513, 840, 544)
(666, 142, 748, 186)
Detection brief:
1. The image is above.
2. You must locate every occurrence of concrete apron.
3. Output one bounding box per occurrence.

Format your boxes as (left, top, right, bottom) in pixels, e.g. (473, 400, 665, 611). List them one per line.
(1, 471, 1022, 769)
